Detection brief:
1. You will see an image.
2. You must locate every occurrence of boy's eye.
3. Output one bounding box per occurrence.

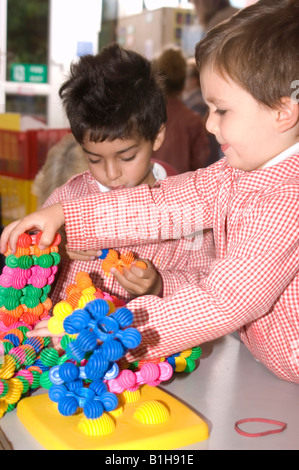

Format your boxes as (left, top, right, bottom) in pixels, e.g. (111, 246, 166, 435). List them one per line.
(215, 109, 226, 115)
(122, 155, 136, 162)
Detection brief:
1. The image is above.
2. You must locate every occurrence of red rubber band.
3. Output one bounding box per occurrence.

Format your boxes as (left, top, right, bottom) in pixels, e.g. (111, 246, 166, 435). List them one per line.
(234, 418, 287, 437)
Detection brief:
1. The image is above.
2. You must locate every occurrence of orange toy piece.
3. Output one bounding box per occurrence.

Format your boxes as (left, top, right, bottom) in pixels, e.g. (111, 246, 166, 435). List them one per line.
(100, 249, 147, 275)
(133, 260, 147, 270)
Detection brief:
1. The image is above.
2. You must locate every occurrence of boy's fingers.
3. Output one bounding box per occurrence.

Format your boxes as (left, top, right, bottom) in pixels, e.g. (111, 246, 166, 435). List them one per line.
(26, 327, 58, 338)
(0, 221, 19, 253)
(0, 204, 64, 253)
(38, 228, 61, 250)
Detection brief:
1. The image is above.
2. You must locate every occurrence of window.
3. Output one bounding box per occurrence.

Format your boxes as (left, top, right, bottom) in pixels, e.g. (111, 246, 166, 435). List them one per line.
(6, 0, 49, 82)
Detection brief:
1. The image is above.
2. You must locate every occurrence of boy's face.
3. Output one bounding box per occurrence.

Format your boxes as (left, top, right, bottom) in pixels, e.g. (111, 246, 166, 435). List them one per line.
(81, 136, 162, 190)
(200, 66, 285, 171)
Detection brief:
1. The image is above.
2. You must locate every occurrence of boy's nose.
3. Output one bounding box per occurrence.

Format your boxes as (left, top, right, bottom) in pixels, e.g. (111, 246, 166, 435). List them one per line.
(106, 162, 121, 181)
(205, 112, 217, 136)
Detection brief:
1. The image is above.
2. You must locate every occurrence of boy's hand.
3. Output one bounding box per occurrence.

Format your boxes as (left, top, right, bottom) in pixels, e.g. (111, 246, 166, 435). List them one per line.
(66, 247, 100, 261)
(0, 203, 65, 254)
(111, 259, 163, 297)
(26, 319, 62, 348)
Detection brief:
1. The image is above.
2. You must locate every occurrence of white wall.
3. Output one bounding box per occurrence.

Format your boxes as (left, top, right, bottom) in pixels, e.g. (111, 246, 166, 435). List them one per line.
(48, 0, 102, 127)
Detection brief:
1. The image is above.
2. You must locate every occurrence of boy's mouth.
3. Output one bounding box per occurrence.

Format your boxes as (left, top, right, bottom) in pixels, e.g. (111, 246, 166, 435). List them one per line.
(108, 185, 125, 191)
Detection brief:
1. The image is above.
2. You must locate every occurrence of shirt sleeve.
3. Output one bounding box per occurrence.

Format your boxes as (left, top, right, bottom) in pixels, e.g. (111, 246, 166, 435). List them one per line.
(62, 168, 217, 252)
(43, 187, 61, 207)
(123, 185, 299, 362)
(61, 164, 299, 364)
(159, 229, 215, 296)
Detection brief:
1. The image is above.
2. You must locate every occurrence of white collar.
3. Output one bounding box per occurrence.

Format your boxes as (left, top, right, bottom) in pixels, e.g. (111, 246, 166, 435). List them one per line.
(95, 162, 167, 192)
(261, 142, 299, 169)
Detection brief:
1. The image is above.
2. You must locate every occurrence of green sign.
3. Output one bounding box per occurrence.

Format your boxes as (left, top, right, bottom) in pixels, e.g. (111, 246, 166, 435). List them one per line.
(11, 63, 48, 84)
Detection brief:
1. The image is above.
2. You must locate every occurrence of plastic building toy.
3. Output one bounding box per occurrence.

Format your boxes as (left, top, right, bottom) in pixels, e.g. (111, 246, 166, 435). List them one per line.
(0, 231, 61, 329)
(99, 249, 147, 275)
(0, 231, 61, 417)
(0, 326, 51, 417)
(1, 243, 208, 450)
(17, 384, 209, 449)
(41, 295, 149, 419)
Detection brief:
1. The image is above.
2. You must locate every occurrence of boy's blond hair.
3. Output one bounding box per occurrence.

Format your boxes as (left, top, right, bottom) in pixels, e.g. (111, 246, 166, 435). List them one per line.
(195, 0, 299, 109)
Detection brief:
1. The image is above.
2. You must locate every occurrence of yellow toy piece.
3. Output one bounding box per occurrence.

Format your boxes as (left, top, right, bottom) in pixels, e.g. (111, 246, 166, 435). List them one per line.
(17, 385, 209, 450)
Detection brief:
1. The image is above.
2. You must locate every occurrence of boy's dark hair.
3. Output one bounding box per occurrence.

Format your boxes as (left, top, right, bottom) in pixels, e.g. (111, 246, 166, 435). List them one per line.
(195, 0, 299, 109)
(59, 43, 167, 144)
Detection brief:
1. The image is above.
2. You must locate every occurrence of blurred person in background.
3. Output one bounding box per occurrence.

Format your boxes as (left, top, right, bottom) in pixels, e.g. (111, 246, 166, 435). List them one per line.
(152, 46, 210, 173)
(183, 59, 221, 165)
(32, 133, 88, 207)
(192, 0, 239, 34)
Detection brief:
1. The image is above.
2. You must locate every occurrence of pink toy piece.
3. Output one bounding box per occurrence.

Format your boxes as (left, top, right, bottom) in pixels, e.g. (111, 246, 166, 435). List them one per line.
(47, 274, 55, 285)
(9, 347, 26, 364)
(28, 275, 47, 288)
(0, 274, 12, 287)
(0, 322, 18, 332)
(39, 267, 52, 278)
(31, 266, 45, 276)
(134, 370, 143, 386)
(106, 379, 124, 394)
(103, 293, 113, 302)
(51, 266, 58, 275)
(15, 267, 32, 279)
(11, 275, 27, 290)
(158, 362, 173, 381)
(146, 379, 162, 386)
(140, 363, 160, 382)
(15, 370, 34, 386)
(118, 369, 136, 389)
(2, 266, 15, 275)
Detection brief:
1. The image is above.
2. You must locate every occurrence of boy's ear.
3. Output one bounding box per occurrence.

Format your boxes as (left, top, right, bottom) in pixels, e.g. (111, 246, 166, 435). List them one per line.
(152, 124, 166, 151)
(274, 97, 299, 133)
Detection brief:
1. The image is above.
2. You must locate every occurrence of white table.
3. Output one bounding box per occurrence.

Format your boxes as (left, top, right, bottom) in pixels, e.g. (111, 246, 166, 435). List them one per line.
(1, 334, 298, 450)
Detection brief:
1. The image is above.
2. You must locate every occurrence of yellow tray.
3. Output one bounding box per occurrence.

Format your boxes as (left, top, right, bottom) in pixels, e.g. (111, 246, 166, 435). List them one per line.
(17, 385, 209, 450)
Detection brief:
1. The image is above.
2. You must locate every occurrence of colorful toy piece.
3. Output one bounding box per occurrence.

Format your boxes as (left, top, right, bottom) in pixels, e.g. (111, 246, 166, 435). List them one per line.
(43, 296, 143, 419)
(0, 231, 62, 417)
(106, 362, 173, 394)
(99, 249, 147, 275)
(17, 384, 209, 449)
(0, 326, 51, 417)
(12, 266, 207, 448)
(0, 231, 61, 329)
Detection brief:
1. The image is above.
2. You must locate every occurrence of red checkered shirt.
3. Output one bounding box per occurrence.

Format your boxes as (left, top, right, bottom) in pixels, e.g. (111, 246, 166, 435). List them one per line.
(62, 152, 299, 383)
(44, 170, 215, 306)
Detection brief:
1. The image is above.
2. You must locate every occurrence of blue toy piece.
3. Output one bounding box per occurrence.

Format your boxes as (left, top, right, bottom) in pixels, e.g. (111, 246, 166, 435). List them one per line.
(97, 249, 109, 260)
(45, 298, 141, 419)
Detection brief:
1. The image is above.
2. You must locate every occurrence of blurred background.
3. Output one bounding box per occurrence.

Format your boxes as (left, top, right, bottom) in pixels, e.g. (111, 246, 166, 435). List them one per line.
(0, 0, 255, 127)
(0, 0, 257, 228)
